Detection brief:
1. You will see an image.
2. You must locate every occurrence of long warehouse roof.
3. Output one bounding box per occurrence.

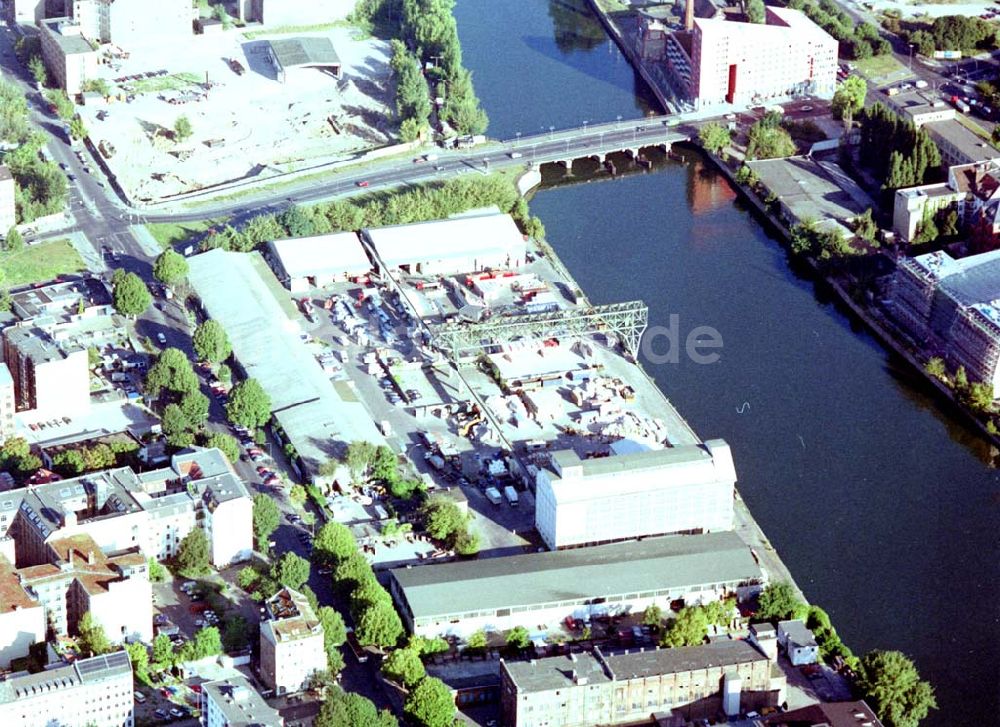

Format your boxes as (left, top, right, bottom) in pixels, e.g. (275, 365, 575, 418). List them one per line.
(268, 232, 372, 279)
(390, 531, 760, 619)
(364, 211, 526, 267)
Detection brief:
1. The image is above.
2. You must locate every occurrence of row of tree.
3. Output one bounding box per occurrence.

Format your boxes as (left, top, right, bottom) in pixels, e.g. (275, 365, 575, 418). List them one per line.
(784, 0, 889, 59)
(201, 174, 545, 255)
(343, 439, 424, 499)
(858, 103, 941, 192)
(901, 15, 999, 57)
(50, 438, 139, 476)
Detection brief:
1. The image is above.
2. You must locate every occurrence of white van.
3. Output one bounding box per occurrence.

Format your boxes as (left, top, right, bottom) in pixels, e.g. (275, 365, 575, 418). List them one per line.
(503, 485, 519, 506)
(485, 487, 502, 505)
(134, 691, 146, 703)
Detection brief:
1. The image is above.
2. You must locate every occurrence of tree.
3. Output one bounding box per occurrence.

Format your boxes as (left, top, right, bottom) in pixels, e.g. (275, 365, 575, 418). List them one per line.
(192, 320, 231, 363)
(642, 604, 664, 629)
(28, 55, 46, 85)
(76, 611, 111, 657)
(661, 606, 709, 648)
(313, 522, 358, 567)
(333, 551, 375, 594)
(161, 403, 194, 447)
(252, 493, 281, 552)
(746, 119, 796, 160)
(0, 436, 41, 478)
(203, 431, 240, 463)
(857, 650, 937, 727)
(955, 364, 969, 391)
(345, 440, 376, 482)
(925, 357, 946, 380)
(466, 630, 488, 651)
(68, 115, 87, 141)
(421, 497, 466, 542)
(175, 528, 211, 576)
(370, 445, 398, 483)
(146, 348, 199, 398)
(382, 647, 425, 688)
(126, 641, 149, 681)
(315, 687, 398, 727)
(289, 484, 307, 506)
(174, 115, 193, 142)
(967, 381, 994, 411)
(746, 0, 765, 24)
(698, 123, 731, 155)
(356, 600, 404, 648)
(225, 378, 271, 428)
(153, 249, 189, 286)
(148, 557, 169, 582)
(404, 677, 456, 727)
(180, 390, 209, 425)
(271, 551, 310, 590)
(111, 271, 151, 316)
(506, 625, 530, 651)
(832, 75, 867, 129)
(192, 626, 223, 658)
(222, 616, 251, 653)
(4, 226, 23, 251)
(280, 205, 315, 238)
(756, 582, 806, 622)
(151, 633, 173, 671)
(318, 605, 347, 650)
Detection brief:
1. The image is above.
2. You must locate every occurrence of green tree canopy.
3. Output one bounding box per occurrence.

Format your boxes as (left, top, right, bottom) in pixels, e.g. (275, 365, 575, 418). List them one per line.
(151, 633, 173, 670)
(403, 676, 456, 727)
(153, 249, 189, 286)
(746, 0, 766, 24)
(271, 551, 311, 590)
(175, 527, 211, 576)
(756, 582, 807, 622)
(698, 122, 731, 155)
(125, 641, 149, 680)
(661, 606, 709, 648)
(345, 440, 376, 483)
(77, 611, 111, 657)
(506, 625, 530, 650)
(111, 271, 151, 316)
(315, 687, 398, 727)
(174, 115, 193, 142)
(356, 599, 404, 648)
(225, 378, 271, 428)
(642, 604, 664, 628)
(832, 75, 867, 125)
(857, 650, 937, 727)
(421, 497, 467, 542)
(193, 319, 231, 363)
(252, 493, 281, 552)
(333, 551, 375, 594)
(192, 626, 223, 659)
(203, 431, 240, 463)
(312, 521, 358, 568)
(222, 616, 251, 653)
(382, 646, 425, 688)
(145, 347, 198, 398)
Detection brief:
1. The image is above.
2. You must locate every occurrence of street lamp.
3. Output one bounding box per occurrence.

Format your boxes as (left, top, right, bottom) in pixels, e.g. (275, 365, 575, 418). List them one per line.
(515, 131, 521, 147)
(583, 120, 589, 134)
(908, 43, 914, 71)
(549, 125, 555, 139)
(616, 114, 622, 129)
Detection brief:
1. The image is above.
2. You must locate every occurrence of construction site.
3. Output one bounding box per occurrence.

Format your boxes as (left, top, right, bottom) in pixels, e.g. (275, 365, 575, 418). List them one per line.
(79, 26, 394, 202)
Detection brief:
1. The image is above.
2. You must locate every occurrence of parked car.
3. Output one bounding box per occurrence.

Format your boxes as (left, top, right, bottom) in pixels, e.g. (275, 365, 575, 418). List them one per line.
(156, 333, 167, 345)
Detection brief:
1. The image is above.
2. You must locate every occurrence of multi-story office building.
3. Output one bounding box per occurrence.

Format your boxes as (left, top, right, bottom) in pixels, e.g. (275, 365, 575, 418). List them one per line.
(259, 588, 327, 695)
(0, 165, 15, 234)
(38, 18, 98, 95)
(0, 447, 253, 572)
(534, 441, 735, 550)
(2, 324, 90, 420)
(0, 650, 134, 727)
(690, 8, 837, 109)
(200, 675, 283, 727)
(889, 249, 1000, 396)
(500, 641, 785, 727)
(390, 532, 763, 640)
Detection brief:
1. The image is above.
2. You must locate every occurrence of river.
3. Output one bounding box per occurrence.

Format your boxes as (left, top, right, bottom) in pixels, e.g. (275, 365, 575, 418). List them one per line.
(454, 1, 1000, 724)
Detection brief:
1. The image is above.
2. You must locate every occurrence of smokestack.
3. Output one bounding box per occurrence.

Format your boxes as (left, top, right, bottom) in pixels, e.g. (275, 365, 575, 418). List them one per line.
(685, 0, 695, 31)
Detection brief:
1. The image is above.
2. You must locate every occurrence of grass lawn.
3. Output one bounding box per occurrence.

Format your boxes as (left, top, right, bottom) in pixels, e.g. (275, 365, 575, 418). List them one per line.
(146, 219, 222, 249)
(595, 0, 632, 12)
(955, 113, 992, 141)
(853, 54, 911, 85)
(125, 72, 202, 96)
(1, 239, 85, 287)
(244, 22, 346, 39)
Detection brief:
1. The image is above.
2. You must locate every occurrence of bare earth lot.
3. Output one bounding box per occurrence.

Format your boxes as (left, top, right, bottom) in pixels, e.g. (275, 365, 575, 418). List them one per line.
(83, 28, 394, 202)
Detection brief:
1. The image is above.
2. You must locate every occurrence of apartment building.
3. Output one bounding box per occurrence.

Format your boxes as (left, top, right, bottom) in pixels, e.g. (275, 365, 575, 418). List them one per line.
(690, 8, 837, 109)
(68, 0, 192, 48)
(0, 165, 15, 234)
(889, 248, 1000, 396)
(500, 641, 785, 727)
(893, 160, 1000, 243)
(389, 532, 763, 640)
(0, 364, 15, 443)
(0, 650, 134, 727)
(200, 675, 282, 727)
(0, 555, 46, 668)
(17, 533, 151, 644)
(2, 324, 90, 421)
(259, 588, 327, 695)
(534, 441, 735, 550)
(38, 18, 98, 95)
(0, 447, 253, 572)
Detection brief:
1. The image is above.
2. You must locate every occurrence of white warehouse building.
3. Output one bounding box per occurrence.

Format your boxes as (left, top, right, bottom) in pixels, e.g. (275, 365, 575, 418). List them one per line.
(389, 532, 764, 640)
(362, 210, 527, 277)
(267, 232, 373, 292)
(534, 440, 736, 550)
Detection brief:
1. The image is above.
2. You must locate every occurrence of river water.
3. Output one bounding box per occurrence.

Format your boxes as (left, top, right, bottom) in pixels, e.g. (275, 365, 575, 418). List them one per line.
(454, 1, 1000, 724)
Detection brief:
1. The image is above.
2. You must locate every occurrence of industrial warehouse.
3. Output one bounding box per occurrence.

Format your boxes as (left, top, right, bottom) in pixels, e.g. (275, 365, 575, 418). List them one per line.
(388, 532, 764, 639)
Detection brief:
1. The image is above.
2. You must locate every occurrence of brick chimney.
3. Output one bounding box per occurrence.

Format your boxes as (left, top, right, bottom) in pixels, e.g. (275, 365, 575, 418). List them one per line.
(685, 0, 695, 31)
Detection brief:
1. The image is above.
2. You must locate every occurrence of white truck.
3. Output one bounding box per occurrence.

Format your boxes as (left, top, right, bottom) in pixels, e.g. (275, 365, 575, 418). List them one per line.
(503, 485, 519, 506)
(485, 486, 502, 505)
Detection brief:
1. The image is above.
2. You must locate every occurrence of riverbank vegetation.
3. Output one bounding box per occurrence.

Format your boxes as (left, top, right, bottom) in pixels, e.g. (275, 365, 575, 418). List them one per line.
(350, 0, 489, 136)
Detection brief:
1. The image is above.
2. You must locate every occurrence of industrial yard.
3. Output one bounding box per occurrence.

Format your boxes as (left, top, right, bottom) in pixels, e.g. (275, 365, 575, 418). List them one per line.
(79, 27, 394, 202)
